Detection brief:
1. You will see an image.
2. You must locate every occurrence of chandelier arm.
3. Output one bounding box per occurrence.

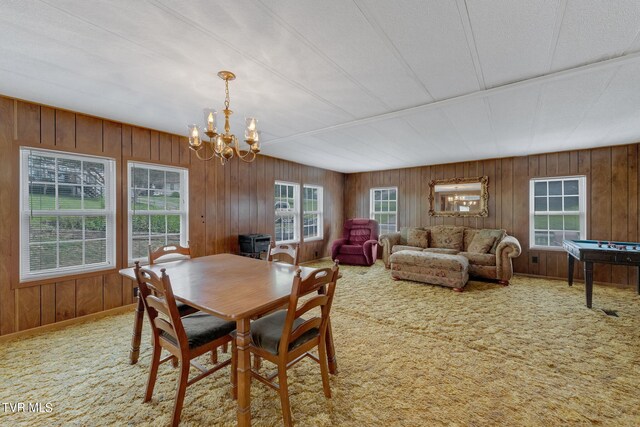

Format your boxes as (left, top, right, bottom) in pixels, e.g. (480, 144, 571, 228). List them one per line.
(193, 143, 217, 161)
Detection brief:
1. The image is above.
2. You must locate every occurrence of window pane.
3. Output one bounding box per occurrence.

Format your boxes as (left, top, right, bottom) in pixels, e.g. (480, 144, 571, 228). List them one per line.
(29, 184, 56, 210)
(148, 188, 165, 210)
(58, 185, 82, 209)
(534, 215, 548, 230)
(29, 216, 57, 242)
(83, 186, 105, 209)
(57, 159, 82, 184)
(132, 215, 149, 236)
(149, 169, 165, 190)
(564, 180, 579, 195)
(374, 201, 382, 211)
(166, 234, 181, 246)
(131, 189, 149, 210)
(150, 215, 166, 234)
(564, 231, 580, 241)
(150, 236, 166, 251)
(59, 241, 83, 267)
(132, 237, 148, 259)
(59, 216, 83, 241)
(548, 197, 562, 211)
(83, 162, 105, 185)
(85, 240, 106, 264)
(548, 181, 562, 195)
(549, 215, 563, 230)
(133, 167, 148, 189)
(167, 215, 180, 234)
(549, 231, 563, 247)
(166, 191, 181, 210)
(374, 190, 381, 201)
(85, 216, 106, 239)
(534, 231, 549, 246)
(389, 189, 397, 200)
(534, 182, 547, 196)
(534, 197, 547, 211)
(29, 155, 55, 183)
(166, 171, 180, 192)
(30, 243, 57, 271)
(564, 215, 580, 231)
(564, 196, 579, 211)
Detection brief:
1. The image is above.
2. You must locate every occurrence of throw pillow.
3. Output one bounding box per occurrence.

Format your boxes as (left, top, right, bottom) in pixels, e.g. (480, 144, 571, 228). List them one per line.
(467, 234, 496, 254)
(407, 228, 429, 248)
(478, 229, 506, 254)
(430, 225, 464, 251)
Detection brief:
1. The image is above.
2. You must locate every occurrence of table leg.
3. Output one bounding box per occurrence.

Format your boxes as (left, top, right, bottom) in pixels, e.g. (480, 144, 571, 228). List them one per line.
(325, 318, 338, 375)
(236, 318, 252, 427)
(584, 261, 594, 309)
(129, 294, 145, 364)
(567, 254, 575, 287)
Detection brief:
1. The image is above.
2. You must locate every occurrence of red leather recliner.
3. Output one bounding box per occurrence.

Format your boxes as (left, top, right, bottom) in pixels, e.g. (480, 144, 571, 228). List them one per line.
(331, 218, 379, 266)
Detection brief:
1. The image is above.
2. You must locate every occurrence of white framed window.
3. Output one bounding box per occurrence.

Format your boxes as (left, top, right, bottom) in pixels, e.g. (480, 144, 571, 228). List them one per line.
(530, 176, 587, 249)
(19, 148, 116, 281)
(303, 185, 323, 241)
(274, 181, 299, 244)
(128, 162, 189, 263)
(370, 187, 398, 235)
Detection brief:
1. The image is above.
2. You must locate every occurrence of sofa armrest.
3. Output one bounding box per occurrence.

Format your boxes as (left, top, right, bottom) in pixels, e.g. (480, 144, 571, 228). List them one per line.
(496, 235, 522, 282)
(379, 232, 401, 269)
(331, 238, 349, 261)
(363, 239, 379, 265)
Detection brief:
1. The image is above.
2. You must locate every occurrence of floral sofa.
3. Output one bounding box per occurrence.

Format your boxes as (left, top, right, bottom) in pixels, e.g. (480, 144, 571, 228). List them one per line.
(380, 225, 522, 284)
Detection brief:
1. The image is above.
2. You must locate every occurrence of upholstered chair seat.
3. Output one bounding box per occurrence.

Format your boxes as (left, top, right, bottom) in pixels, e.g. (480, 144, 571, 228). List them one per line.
(160, 312, 236, 349)
(249, 310, 319, 355)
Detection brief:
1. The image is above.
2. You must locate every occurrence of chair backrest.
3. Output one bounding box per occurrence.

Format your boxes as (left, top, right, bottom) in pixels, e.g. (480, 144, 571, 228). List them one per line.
(148, 243, 191, 265)
(134, 262, 188, 353)
(342, 218, 379, 245)
(267, 241, 299, 265)
(278, 261, 340, 356)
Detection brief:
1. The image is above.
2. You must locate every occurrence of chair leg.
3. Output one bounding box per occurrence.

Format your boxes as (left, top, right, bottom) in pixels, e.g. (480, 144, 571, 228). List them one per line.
(222, 342, 228, 353)
(318, 339, 332, 398)
(129, 295, 145, 364)
(211, 347, 218, 364)
(172, 361, 190, 427)
(230, 341, 237, 400)
(253, 354, 261, 371)
(145, 344, 161, 402)
(277, 364, 293, 427)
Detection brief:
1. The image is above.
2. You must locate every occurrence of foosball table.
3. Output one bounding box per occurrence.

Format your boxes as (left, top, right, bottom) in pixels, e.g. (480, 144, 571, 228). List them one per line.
(563, 239, 640, 308)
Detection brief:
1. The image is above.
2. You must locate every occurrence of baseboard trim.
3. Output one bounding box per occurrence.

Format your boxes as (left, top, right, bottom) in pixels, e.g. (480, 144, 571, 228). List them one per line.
(0, 303, 136, 343)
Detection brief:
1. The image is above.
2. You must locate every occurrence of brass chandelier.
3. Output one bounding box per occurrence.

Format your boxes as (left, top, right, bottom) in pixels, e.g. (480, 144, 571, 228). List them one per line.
(187, 71, 260, 165)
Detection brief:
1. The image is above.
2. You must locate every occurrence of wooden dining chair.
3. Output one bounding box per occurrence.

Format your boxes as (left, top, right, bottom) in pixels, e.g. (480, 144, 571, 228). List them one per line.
(134, 262, 236, 427)
(233, 261, 340, 426)
(129, 243, 199, 365)
(267, 241, 299, 266)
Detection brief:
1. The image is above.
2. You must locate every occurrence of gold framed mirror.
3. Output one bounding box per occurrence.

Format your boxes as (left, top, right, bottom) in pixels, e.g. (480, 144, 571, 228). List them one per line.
(428, 176, 489, 217)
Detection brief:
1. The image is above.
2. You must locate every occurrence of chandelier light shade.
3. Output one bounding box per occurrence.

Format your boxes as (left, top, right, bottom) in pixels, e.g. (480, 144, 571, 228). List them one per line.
(187, 71, 260, 165)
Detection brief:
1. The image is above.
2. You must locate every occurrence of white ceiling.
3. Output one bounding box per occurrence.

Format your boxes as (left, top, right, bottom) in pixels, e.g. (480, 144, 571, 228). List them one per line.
(1, 1, 640, 173)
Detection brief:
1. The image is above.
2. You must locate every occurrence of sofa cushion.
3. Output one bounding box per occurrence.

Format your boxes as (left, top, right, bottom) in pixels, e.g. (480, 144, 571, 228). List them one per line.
(392, 245, 424, 253)
(390, 250, 468, 271)
(339, 244, 366, 255)
(407, 228, 429, 248)
(422, 248, 459, 255)
(467, 234, 496, 254)
(399, 227, 426, 245)
(430, 226, 464, 251)
(463, 228, 479, 251)
(458, 252, 496, 266)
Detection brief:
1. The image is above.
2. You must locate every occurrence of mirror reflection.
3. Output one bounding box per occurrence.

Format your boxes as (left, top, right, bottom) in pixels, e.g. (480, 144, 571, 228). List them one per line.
(428, 177, 488, 217)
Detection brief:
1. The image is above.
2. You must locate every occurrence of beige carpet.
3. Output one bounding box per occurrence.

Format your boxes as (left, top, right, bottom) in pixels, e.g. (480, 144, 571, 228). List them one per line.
(1, 261, 640, 426)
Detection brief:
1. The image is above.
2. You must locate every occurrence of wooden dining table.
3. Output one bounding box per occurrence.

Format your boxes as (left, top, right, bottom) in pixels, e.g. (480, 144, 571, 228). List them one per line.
(119, 253, 338, 426)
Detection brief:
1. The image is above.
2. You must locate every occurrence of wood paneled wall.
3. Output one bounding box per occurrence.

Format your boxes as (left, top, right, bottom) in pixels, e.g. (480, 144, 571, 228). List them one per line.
(344, 145, 639, 287)
(0, 96, 344, 335)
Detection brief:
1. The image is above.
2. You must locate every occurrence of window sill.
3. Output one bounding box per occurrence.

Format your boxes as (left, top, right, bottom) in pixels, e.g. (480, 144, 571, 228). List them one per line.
(529, 245, 567, 252)
(276, 240, 299, 246)
(303, 237, 324, 243)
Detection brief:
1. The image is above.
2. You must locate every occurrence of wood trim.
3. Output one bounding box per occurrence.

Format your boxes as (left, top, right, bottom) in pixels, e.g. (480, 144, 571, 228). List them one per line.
(15, 269, 119, 289)
(0, 303, 135, 344)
